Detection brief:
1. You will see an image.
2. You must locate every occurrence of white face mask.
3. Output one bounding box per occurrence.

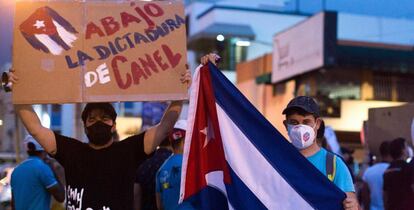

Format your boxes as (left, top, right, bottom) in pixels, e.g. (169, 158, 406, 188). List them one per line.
(288, 124, 316, 150)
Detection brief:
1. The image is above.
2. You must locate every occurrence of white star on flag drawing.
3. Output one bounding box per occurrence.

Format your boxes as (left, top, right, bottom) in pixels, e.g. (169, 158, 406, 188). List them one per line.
(200, 118, 215, 148)
(33, 20, 45, 29)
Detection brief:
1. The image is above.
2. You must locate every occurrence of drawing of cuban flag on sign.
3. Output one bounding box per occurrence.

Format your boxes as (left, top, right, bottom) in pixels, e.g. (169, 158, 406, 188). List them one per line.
(19, 6, 78, 55)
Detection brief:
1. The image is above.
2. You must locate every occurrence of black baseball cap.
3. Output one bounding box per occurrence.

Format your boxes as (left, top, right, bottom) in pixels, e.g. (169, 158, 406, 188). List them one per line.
(282, 96, 320, 117)
(81, 103, 117, 124)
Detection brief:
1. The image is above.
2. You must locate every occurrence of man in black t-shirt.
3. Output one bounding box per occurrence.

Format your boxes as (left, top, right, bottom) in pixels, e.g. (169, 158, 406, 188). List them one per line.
(5, 54, 219, 210)
(10, 73, 190, 210)
(14, 99, 185, 210)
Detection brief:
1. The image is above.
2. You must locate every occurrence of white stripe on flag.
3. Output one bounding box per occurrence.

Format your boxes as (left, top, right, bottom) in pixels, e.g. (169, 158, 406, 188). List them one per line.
(179, 65, 202, 203)
(35, 34, 64, 55)
(53, 20, 77, 47)
(216, 104, 314, 210)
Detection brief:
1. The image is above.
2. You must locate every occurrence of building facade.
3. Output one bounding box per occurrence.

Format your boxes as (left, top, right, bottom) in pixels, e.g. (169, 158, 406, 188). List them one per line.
(236, 11, 414, 158)
(185, 0, 414, 158)
(1, 0, 414, 160)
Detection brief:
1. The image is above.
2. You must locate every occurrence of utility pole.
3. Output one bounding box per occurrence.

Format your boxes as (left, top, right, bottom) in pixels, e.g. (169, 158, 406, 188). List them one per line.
(14, 113, 21, 163)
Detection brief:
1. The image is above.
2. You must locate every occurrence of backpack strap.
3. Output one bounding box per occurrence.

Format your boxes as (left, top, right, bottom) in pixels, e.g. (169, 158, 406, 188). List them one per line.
(326, 151, 337, 182)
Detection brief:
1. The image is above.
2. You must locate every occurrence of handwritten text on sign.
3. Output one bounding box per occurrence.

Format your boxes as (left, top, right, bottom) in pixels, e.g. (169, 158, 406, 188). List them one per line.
(13, 1, 187, 104)
(64, 3, 185, 89)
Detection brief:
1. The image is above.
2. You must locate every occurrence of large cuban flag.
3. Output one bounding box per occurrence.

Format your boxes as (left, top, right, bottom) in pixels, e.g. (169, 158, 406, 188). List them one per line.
(19, 6, 78, 55)
(179, 62, 346, 210)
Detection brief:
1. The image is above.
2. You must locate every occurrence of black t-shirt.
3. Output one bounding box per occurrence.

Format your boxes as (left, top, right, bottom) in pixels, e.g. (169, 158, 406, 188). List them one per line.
(383, 160, 414, 210)
(53, 132, 149, 210)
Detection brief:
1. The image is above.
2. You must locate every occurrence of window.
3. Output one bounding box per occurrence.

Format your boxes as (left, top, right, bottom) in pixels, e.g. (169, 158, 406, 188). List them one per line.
(304, 69, 362, 117)
(373, 73, 392, 101)
(396, 75, 414, 102)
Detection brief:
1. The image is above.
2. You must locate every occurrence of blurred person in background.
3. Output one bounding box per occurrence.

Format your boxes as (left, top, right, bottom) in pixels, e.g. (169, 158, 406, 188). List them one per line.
(0, 164, 15, 210)
(43, 156, 66, 210)
(134, 138, 172, 210)
(361, 141, 391, 210)
(341, 147, 359, 180)
(11, 135, 65, 210)
(155, 120, 195, 210)
(383, 137, 414, 210)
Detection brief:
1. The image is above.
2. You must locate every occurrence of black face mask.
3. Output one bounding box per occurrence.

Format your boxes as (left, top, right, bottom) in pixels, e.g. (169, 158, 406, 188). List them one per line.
(86, 121, 113, 146)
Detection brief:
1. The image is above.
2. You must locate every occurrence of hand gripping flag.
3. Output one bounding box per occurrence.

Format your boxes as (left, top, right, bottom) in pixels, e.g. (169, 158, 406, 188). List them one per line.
(179, 62, 346, 210)
(19, 6, 78, 55)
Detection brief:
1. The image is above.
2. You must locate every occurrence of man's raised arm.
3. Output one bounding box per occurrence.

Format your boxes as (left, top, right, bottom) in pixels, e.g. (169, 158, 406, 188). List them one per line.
(143, 101, 183, 154)
(14, 105, 57, 154)
(143, 65, 193, 154)
(6, 70, 56, 154)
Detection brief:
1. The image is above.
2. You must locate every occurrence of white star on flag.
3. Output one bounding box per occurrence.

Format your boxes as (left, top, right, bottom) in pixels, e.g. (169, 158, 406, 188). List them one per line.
(200, 119, 215, 148)
(33, 20, 45, 29)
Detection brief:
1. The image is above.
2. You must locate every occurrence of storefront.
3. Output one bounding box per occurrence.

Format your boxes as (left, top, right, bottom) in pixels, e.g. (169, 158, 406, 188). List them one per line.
(236, 11, 414, 155)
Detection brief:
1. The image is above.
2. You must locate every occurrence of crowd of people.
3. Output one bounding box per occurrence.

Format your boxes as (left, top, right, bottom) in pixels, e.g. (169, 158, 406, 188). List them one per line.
(358, 138, 414, 210)
(4, 54, 414, 210)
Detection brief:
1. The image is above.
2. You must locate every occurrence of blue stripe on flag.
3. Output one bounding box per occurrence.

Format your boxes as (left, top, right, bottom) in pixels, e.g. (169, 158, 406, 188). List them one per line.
(208, 63, 346, 210)
(22, 33, 49, 53)
(225, 164, 267, 210)
(46, 6, 78, 33)
(186, 164, 267, 210)
(187, 187, 229, 210)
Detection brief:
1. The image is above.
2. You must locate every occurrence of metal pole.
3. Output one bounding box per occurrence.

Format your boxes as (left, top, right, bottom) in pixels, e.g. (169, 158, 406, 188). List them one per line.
(14, 113, 21, 163)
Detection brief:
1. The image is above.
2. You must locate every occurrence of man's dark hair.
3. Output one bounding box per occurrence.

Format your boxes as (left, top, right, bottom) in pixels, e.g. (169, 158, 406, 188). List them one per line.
(316, 120, 325, 139)
(379, 141, 390, 158)
(389, 137, 406, 160)
(27, 142, 42, 156)
(81, 103, 117, 124)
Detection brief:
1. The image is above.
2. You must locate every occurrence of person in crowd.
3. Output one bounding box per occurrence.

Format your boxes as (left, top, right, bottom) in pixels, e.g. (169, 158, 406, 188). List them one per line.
(341, 147, 359, 180)
(361, 141, 391, 210)
(134, 138, 172, 210)
(11, 135, 65, 210)
(156, 119, 194, 210)
(282, 96, 359, 210)
(44, 156, 66, 210)
(383, 137, 414, 210)
(7, 67, 191, 209)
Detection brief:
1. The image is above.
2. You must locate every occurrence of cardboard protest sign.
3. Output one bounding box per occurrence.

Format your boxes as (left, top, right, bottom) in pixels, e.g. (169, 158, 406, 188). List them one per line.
(13, 0, 187, 104)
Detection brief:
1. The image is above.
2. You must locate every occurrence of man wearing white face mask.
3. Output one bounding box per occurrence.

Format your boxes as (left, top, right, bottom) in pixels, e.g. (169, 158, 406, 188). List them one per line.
(282, 96, 359, 210)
